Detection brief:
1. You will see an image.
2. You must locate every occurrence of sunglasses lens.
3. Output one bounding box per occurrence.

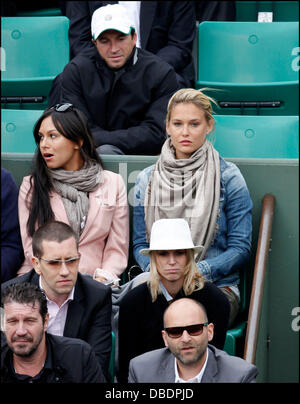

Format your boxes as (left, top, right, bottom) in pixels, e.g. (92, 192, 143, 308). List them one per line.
(187, 324, 204, 336)
(165, 323, 207, 338)
(167, 328, 182, 338)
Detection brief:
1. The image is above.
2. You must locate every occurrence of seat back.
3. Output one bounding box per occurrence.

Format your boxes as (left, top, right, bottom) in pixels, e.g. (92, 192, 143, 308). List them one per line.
(1, 109, 42, 153)
(236, 1, 299, 22)
(196, 22, 299, 115)
(213, 115, 299, 158)
(1, 17, 69, 109)
(17, 8, 62, 16)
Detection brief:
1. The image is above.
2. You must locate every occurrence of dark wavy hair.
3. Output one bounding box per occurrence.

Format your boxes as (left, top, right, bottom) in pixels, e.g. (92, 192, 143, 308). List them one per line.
(26, 106, 103, 237)
(2, 282, 48, 324)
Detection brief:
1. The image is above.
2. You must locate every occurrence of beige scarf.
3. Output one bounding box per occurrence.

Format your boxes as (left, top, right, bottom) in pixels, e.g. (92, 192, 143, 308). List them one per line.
(144, 138, 220, 261)
(50, 161, 102, 238)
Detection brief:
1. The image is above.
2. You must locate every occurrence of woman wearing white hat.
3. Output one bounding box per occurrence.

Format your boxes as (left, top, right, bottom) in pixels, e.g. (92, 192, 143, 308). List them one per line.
(133, 88, 253, 327)
(117, 218, 230, 383)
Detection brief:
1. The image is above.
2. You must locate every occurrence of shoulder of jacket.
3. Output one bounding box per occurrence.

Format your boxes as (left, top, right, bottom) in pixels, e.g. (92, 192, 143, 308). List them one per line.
(48, 333, 92, 352)
(132, 347, 169, 364)
(208, 344, 255, 371)
(136, 48, 174, 72)
(76, 273, 111, 295)
(121, 281, 149, 304)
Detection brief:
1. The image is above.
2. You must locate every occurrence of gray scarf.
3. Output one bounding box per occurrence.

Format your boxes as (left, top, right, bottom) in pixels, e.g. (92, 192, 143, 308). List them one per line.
(50, 161, 102, 237)
(144, 138, 220, 261)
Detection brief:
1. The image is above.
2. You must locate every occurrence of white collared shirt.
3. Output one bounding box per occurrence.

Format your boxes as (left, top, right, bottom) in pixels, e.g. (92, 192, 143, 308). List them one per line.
(175, 348, 209, 383)
(160, 281, 173, 302)
(39, 277, 75, 336)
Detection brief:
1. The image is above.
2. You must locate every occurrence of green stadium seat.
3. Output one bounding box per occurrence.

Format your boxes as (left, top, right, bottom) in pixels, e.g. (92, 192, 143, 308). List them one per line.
(236, 1, 299, 22)
(223, 262, 249, 356)
(212, 115, 299, 158)
(196, 22, 299, 115)
(16, 8, 62, 17)
(1, 109, 42, 153)
(1, 17, 69, 110)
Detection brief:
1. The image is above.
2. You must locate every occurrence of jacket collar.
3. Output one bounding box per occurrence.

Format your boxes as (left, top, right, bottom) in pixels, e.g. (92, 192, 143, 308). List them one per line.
(156, 348, 177, 382)
(201, 345, 219, 382)
(62, 274, 85, 337)
(23, 270, 84, 338)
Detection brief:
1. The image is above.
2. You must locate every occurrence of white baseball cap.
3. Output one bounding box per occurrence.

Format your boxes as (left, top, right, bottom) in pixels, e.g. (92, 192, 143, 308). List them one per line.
(140, 219, 203, 256)
(91, 4, 135, 41)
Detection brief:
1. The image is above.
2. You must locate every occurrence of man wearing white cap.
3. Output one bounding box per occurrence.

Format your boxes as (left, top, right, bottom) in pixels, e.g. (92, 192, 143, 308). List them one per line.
(117, 218, 230, 383)
(49, 3, 180, 155)
(58, 1, 196, 87)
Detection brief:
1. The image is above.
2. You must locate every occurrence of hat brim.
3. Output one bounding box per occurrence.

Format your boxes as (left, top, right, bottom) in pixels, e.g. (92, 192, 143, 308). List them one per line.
(93, 25, 133, 40)
(139, 245, 204, 256)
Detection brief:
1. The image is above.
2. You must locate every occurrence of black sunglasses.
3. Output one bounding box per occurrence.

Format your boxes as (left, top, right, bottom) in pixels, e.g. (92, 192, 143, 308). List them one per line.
(164, 322, 208, 339)
(49, 103, 74, 112)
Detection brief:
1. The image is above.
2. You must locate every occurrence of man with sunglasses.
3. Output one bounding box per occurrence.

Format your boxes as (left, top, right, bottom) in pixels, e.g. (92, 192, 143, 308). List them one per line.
(48, 4, 180, 155)
(128, 298, 258, 383)
(1, 221, 112, 380)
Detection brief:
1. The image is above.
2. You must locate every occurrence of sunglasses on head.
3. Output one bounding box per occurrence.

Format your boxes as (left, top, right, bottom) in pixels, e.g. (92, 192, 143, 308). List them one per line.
(49, 103, 74, 112)
(164, 322, 208, 339)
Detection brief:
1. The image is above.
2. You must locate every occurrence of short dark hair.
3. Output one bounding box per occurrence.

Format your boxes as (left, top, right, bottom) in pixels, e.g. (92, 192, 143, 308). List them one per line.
(2, 283, 48, 324)
(32, 220, 79, 258)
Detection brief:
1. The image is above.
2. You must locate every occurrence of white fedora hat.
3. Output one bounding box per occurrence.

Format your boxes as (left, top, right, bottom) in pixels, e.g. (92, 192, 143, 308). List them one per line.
(140, 218, 203, 256)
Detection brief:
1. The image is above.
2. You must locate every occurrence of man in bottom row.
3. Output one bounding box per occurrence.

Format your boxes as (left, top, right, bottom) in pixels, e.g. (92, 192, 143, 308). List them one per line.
(128, 298, 258, 383)
(1, 283, 105, 382)
(1, 284, 258, 383)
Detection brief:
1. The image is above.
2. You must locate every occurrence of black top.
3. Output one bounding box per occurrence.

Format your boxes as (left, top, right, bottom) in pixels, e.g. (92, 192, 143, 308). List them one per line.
(1, 333, 105, 383)
(2, 269, 112, 378)
(118, 280, 230, 383)
(49, 46, 180, 155)
(59, 1, 196, 85)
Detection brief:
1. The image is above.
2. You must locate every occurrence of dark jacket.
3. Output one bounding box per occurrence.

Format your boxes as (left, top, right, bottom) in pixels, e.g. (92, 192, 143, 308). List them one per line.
(51, 46, 180, 155)
(1, 333, 106, 383)
(59, 1, 196, 86)
(1, 168, 24, 282)
(2, 270, 112, 378)
(195, 1, 236, 22)
(117, 280, 230, 383)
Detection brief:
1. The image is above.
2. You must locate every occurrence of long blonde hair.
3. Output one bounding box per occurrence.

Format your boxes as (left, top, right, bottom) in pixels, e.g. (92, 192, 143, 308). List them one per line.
(147, 249, 205, 302)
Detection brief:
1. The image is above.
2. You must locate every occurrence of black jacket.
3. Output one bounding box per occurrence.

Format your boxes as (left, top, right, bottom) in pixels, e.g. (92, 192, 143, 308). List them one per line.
(59, 1, 196, 86)
(50, 46, 180, 155)
(2, 270, 112, 378)
(117, 281, 230, 383)
(1, 333, 106, 383)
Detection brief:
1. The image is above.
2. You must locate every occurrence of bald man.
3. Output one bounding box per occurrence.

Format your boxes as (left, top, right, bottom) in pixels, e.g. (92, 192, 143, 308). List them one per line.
(128, 298, 258, 383)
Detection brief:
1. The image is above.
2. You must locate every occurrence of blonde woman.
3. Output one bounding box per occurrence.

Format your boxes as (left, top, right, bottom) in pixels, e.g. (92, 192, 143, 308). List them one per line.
(133, 88, 252, 327)
(117, 218, 230, 383)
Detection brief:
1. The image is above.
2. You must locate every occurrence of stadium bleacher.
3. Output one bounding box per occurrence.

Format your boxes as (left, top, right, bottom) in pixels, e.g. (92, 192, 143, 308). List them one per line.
(196, 21, 299, 116)
(1, 16, 69, 110)
(235, 1, 299, 22)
